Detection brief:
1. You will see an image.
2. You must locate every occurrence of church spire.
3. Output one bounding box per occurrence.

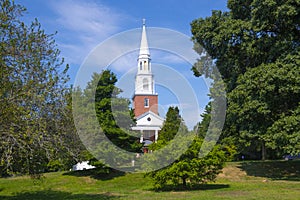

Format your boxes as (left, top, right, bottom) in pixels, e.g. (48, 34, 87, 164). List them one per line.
(135, 19, 154, 95)
(139, 18, 150, 59)
(132, 19, 158, 118)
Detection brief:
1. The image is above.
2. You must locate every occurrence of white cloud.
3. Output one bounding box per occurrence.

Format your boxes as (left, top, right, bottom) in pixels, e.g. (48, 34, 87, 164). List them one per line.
(53, 0, 119, 37)
(49, 0, 129, 66)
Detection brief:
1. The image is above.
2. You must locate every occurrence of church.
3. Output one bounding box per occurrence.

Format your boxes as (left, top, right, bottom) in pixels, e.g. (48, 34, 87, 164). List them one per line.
(131, 20, 164, 152)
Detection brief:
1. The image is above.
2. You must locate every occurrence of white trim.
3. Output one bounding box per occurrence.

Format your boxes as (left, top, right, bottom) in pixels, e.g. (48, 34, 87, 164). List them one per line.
(136, 111, 164, 121)
(132, 126, 161, 131)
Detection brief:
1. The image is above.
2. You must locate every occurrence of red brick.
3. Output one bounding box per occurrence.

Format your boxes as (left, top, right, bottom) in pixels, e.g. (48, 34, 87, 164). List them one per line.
(133, 94, 158, 117)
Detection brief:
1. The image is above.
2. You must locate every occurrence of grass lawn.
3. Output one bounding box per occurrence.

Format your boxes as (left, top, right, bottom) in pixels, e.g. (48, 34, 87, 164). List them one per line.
(0, 160, 299, 200)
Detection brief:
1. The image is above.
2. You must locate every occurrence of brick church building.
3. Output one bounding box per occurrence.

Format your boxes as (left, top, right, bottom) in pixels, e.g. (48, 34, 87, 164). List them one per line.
(131, 20, 164, 151)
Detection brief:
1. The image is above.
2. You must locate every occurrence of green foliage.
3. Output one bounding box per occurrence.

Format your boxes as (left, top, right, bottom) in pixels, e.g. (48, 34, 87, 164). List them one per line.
(92, 70, 140, 152)
(0, 0, 82, 176)
(226, 52, 300, 159)
(195, 102, 237, 161)
(147, 137, 226, 189)
(268, 104, 300, 156)
(158, 107, 181, 142)
(73, 70, 142, 168)
(145, 107, 226, 189)
(195, 103, 212, 139)
(47, 160, 65, 172)
(149, 106, 187, 152)
(191, 0, 299, 90)
(191, 0, 300, 160)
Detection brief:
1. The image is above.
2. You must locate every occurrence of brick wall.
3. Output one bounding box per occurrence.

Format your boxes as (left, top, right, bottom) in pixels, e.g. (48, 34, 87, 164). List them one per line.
(133, 94, 158, 117)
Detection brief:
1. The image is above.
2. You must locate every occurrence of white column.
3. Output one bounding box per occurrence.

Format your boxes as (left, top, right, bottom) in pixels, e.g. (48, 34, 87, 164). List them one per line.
(140, 130, 144, 143)
(154, 130, 158, 143)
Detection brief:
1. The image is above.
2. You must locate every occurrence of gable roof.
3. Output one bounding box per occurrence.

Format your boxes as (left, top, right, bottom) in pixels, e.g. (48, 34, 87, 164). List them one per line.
(136, 110, 164, 121)
(135, 111, 165, 127)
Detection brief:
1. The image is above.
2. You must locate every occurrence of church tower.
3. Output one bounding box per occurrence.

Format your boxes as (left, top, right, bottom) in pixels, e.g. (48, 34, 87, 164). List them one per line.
(131, 19, 164, 147)
(133, 19, 158, 117)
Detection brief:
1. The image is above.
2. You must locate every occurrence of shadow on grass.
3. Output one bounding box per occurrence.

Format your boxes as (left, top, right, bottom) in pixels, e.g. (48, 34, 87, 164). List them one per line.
(152, 183, 230, 192)
(0, 190, 120, 200)
(63, 168, 125, 181)
(238, 160, 300, 181)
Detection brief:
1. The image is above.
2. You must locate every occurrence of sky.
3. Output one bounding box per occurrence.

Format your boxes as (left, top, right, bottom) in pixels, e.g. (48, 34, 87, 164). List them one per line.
(16, 0, 228, 129)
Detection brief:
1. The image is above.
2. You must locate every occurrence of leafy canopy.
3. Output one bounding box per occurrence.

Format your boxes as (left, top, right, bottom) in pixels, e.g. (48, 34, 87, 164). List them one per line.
(191, 0, 300, 159)
(0, 0, 82, 176)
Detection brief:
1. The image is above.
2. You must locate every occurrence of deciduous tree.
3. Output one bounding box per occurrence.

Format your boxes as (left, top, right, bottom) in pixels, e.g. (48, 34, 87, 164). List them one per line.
(191, 0, 300, 159)
(0, 0, 74, 176)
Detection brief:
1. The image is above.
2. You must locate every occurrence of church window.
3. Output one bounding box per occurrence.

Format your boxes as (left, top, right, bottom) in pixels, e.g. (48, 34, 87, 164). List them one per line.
(144, 98, 149, 107)
(140, 62, 142, 70)
(143, 78, 149, 90)
(144, 61, 147, 70)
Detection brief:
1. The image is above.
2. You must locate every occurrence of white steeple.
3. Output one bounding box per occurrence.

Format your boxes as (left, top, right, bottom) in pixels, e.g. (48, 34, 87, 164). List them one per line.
(135, 19, 155, 95)
(139, 19, 150, 59)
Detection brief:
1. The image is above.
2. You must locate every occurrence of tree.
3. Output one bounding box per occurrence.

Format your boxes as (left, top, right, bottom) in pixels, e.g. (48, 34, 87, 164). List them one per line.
(0, 0, 75, 176)
(158, 107, 181, 142)
(145, 107, 226, 189)
(195, 102, 236, 161)
(191, 0, 299, 91)
(269, 104, 300, 156)
(191, 0, 300, 159)
(147, 136, 226, 189)
(195, 103, 212, 139)
(226, 53, 300, 159)
(73, 70, 142, 168)
(90, 70, 139, 151)
(149, 106, 187, 152)
(46, 88, 88, 172)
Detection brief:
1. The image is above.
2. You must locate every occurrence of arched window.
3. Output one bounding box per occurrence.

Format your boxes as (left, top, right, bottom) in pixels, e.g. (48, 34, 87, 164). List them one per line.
(144, 61, 147, 70)
(143, 78, 148, 90)
(140, 62, 142, 70)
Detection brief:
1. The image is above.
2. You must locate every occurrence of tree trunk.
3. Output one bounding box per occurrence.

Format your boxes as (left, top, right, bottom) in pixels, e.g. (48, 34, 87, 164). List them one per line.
(182, 177, 187, 187)
(261, 141, 266, 160)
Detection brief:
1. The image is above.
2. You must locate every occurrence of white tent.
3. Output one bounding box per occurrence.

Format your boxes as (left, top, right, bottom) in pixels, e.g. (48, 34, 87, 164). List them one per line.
(72, 161, 95, 171)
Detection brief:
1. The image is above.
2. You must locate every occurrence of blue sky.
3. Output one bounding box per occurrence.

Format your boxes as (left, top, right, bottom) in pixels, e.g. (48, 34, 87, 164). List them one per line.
(16, 0, 228, 129)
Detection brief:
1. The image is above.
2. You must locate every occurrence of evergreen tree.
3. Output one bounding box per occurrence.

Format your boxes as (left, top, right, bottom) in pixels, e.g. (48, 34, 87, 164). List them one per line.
(91, 71, 139, 151)
(145, 107, 226, 189)
(146, 135, 226, 189)
(73, 70, 142, 168)
(149, 106, 186, 152)
(195, 102, 212, 139)
(158, 106, 182, 143)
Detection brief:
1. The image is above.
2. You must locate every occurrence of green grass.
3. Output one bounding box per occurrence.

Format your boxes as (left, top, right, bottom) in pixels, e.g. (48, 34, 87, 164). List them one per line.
(0, 160, 299, 200)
